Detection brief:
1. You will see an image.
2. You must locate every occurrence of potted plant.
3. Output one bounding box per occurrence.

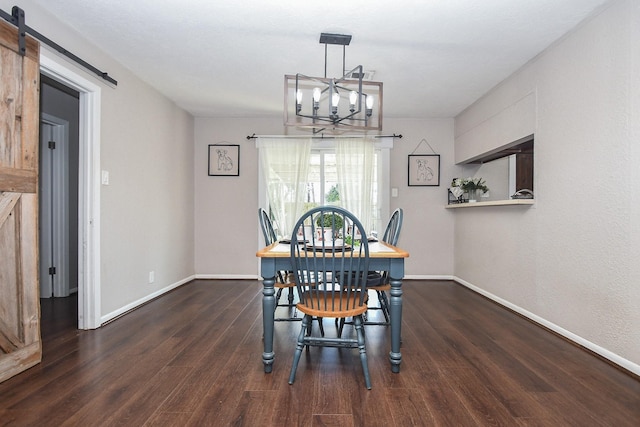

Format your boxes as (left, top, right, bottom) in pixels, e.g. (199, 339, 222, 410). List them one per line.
(451, 177, 489, 203)
(315, 212, 344, 239)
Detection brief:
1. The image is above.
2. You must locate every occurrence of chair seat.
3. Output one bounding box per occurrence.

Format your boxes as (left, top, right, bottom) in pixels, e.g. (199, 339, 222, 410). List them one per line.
(296, 291, 368, 318)
(275, 282, 296, 289)
(367, 283, 390, 291)
(338, 271, 382, 287)
(275, 273, 296, 289)
(365, 272, 383, 287)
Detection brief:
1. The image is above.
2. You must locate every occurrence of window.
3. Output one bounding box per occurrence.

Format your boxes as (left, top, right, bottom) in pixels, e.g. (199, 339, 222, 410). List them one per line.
(305, 148, 383, 236)
(258, 137, 391, 239)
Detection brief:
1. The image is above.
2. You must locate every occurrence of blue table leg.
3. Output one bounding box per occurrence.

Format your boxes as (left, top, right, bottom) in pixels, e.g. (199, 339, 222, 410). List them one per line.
(388, 260, 403, 373)
(262, 259, 276, 373)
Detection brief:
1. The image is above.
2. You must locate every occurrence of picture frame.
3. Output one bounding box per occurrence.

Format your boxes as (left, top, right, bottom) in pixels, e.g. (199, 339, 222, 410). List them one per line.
(408, 154, 440, 186)
(208, 144, 240, 176)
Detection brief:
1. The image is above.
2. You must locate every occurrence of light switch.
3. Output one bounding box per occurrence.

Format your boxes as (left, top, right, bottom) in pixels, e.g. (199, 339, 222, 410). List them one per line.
(391, 187, 398, 197)
(101, 170, 109, 185)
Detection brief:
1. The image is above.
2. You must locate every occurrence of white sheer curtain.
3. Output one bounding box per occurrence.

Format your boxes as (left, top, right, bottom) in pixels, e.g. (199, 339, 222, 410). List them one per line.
(335, 137, 376, 233)
(258, 137, 312, 238)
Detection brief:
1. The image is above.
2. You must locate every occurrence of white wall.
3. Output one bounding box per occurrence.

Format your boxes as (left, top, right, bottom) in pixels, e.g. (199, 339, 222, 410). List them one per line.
(100, 75, 194, 316)
(193, 118, 268, 278)
(453, 0, 640, 373)
(1, 0, 196, 319)
(193, 117, 455, 279)
(388, 118, 455, 278)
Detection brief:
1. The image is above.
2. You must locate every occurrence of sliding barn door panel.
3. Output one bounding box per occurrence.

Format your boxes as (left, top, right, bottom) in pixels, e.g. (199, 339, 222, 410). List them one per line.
(0, 18, 42, 383)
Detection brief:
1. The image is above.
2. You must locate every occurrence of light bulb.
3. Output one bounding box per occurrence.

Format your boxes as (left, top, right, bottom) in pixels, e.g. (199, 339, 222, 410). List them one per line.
(349, 91, 358, 113)
(296, 90, 303, 113)
(332, 92, 340, 107)
(312, 87, 321, 116)
(349, 91, 358, 105)
(330, 92, 340, 119)
(366, 95, 374, 109)
(365, 95, 374, 117)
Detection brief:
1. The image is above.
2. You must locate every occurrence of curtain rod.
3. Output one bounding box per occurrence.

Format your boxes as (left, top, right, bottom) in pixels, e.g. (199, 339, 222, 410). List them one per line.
(0, 6, 118, 86)
(246, 133, 402, 140)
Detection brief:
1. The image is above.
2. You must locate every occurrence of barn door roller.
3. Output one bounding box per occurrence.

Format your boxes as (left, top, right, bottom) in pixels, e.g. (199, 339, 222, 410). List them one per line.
(0, 6, 118, 85)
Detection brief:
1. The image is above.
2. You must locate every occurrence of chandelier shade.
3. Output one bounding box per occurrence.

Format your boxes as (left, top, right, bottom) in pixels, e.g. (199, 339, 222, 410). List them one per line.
(284, 33, 383, 133)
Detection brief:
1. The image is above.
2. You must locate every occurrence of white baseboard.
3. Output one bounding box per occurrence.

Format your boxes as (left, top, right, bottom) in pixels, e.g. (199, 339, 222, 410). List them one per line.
(100, 275, 196, 325)
(195, 274, 260, 280)
(404, 274, 454, 281)
(453, 276, 640, 377)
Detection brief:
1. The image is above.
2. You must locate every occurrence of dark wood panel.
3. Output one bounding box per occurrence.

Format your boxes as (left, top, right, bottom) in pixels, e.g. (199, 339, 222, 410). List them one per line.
(0, 279, 638, 426)
(516, 152, 534, 191)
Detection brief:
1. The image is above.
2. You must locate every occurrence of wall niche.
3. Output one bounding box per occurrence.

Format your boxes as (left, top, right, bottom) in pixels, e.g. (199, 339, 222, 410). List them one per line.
(459, 134, 534, 201)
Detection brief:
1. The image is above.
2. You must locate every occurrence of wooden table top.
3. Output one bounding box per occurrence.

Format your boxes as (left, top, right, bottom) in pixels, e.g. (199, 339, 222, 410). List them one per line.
(257, 241, 409, 259)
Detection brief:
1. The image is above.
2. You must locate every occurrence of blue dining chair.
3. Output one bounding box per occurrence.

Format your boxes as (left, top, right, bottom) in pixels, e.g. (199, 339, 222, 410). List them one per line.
(365, 208, 403, 325)
(258, 208, 299, 321)
(335, 208, 403, 335)
(288, 206, 372, 389)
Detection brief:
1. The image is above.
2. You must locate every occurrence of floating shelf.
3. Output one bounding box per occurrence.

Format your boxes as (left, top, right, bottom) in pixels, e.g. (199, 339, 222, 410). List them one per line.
(445, 199, 535, 209)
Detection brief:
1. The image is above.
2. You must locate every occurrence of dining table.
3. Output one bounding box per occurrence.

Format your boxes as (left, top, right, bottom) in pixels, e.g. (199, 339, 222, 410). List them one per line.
(256, 240, 410, 374)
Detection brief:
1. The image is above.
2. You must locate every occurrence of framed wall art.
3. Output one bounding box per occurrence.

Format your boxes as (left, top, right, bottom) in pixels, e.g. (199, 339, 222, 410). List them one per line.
(408, 154, 440, 186)
(208, 144, 240, 176)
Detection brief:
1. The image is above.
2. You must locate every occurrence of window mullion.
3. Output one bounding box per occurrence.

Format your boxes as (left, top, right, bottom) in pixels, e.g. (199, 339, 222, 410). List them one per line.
(319, 151, 326, 204)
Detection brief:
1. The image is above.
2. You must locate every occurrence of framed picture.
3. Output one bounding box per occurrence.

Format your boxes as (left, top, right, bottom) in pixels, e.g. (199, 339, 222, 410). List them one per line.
(408, 154, 440, 186)
(208, 144, 240, 176)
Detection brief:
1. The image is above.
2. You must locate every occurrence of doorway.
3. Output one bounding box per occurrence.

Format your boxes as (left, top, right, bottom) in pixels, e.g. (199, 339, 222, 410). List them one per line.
(40, 52, 102, 330)
(39, 77, 80, 338)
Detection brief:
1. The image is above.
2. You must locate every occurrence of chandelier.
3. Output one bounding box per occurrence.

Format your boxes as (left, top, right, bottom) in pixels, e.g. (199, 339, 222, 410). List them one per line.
(284, 33, 383, 133)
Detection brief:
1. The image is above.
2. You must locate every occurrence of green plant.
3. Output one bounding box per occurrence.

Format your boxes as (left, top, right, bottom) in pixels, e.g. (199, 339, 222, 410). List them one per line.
(315, 213, 344, 231)
(451, 177, 489, 193)
(326, 184, 340, 203)
(344, 235, 361, 246)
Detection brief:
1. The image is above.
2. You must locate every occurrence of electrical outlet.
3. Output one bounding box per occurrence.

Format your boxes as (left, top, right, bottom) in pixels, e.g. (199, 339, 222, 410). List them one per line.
(148, 271, 155, 283)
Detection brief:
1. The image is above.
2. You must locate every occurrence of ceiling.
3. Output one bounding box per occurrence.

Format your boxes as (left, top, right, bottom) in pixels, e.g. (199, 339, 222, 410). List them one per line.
(32, 0, 611, 120)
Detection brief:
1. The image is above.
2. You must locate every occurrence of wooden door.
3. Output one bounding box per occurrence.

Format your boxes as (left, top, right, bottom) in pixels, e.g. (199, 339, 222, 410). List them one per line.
(39, 118, 70, 299)
(0, 18, 41, 383)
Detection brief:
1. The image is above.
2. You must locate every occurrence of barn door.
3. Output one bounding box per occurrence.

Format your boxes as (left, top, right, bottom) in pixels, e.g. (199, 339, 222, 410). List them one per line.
(0, 17, 42, 383)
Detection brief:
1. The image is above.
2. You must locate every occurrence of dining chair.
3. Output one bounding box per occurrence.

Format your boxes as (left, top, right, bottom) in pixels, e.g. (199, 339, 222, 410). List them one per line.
(335, 208, 403, 334)
(365, 208, 403, 325)
(288, 206, 372, 389)
(258, 208, 299, 321)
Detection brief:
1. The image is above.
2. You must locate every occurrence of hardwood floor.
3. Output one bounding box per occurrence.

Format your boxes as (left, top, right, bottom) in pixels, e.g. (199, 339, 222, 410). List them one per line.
(0, 280, 638, 426)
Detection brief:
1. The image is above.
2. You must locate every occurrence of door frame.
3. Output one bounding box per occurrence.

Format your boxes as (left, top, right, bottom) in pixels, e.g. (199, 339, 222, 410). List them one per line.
(39, 50, 102, 330)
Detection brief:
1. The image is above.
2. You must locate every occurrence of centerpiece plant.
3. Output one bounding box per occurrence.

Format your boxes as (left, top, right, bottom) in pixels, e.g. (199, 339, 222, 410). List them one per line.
(315, 213, 344, 239)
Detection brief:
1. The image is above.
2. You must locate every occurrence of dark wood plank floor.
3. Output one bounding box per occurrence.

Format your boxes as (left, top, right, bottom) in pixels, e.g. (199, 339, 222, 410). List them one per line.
(0, 280, 638, 426)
